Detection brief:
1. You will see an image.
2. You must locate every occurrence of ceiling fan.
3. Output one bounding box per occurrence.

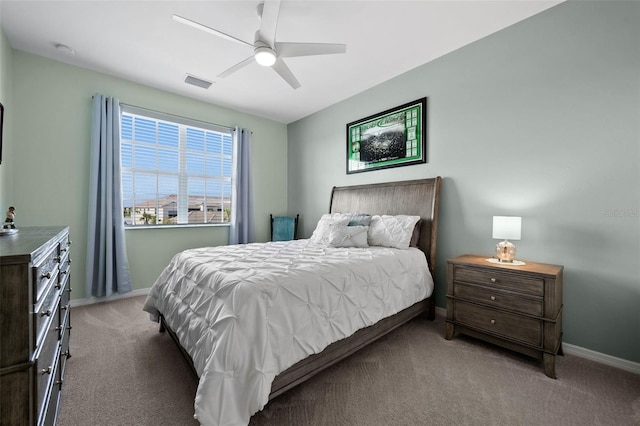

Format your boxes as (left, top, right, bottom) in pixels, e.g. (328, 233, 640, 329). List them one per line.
(173, 0, 346, 89)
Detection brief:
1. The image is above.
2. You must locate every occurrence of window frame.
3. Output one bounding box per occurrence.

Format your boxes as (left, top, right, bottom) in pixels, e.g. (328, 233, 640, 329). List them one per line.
(120, 104, 233, 229)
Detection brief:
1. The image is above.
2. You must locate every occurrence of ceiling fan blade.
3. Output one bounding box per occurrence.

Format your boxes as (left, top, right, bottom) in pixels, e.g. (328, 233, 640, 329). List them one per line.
(272, 58, 301, 89)
(217, 56, 255, 78)
(276, 42, 347, 58)
(258, 0, 281, 47)
(173, 15, 253, 48)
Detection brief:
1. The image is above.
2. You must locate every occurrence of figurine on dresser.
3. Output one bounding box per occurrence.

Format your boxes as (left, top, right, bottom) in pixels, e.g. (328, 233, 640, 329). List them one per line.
(4, 206, 16, 229)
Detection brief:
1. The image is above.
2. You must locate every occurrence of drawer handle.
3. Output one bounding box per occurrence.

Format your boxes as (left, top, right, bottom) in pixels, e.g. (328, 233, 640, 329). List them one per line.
(490, 278, 497, 283)
(68, 240, 72, 245)
(54, 256, 61, 262)
(490, 319, 496, 325)
(41, 366, 52, 375)
(55, 379, 64, 386)
(63, 350, 71, 358)
(67, 325, 73, 331)
(40, 309, 52, 317)
(62, 304, 70, 311)
(490, 296, 496, 301)
(55, 283, 61, 290)
(68, 258, 72, 264)
(61, 247, 68, 252)
(60, 270, 68, 275)
(40, 272, 52, 280)
(55, 325, 63, 331)
(67, 287, 73, 293)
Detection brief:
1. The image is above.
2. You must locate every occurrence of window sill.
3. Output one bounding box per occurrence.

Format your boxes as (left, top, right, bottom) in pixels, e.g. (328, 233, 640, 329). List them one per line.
(124, 223, 230, 230)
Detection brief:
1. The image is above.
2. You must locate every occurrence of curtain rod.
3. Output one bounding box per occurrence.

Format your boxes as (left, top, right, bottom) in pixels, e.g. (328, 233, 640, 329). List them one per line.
(91, 96, 234, 132)
(121, 102, 234, 132)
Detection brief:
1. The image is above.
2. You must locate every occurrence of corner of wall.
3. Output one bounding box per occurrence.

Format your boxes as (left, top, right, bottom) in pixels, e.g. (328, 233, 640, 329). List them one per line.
(0, 24, 15, 209)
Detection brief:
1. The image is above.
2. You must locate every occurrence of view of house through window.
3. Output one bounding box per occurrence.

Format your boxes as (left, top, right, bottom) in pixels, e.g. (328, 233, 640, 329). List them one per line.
(120, 107, 233, 226)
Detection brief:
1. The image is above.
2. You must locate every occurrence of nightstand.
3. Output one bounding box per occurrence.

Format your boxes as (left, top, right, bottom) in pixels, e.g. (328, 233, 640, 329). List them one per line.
(445, 254, 563, 378)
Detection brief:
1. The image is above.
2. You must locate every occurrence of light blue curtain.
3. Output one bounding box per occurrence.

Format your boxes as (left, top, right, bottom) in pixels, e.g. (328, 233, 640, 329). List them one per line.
(86, 94, 131, 297)
(229, 127, 255, 244)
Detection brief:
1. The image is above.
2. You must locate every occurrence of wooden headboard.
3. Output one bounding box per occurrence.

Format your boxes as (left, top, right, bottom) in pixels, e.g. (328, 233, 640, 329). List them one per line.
(329, 177, 442, 276)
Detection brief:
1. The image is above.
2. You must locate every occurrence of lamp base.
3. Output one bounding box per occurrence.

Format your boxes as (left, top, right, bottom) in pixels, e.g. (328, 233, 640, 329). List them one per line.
(496, 239, 516, 262)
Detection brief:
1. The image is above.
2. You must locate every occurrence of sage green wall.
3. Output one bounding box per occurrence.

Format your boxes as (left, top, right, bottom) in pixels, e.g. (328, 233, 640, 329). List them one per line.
(287, 2, 640, 363)
(0, 25, 14, 212)
(10, 51, 288, 301)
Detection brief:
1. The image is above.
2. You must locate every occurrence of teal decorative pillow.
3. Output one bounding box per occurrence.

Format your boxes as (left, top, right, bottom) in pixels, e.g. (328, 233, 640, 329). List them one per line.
(347, 214, 371, 227)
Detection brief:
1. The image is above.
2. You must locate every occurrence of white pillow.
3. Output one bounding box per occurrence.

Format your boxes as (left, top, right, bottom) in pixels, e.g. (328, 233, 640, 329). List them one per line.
(309, 213, 351, 245)
(368, 215, 421, 249)
(328, 225, 369, 248)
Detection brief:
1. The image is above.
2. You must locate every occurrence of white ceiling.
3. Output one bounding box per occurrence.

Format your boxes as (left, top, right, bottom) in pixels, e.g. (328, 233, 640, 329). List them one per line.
(0, 0, 561, 124)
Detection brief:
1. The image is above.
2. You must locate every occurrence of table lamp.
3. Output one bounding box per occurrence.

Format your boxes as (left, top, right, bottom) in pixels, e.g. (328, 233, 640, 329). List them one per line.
(492, 216, 521, 263)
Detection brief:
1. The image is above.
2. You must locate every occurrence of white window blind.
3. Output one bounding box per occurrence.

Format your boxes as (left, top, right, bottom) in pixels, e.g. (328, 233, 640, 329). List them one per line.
(120, 106, 233, 227)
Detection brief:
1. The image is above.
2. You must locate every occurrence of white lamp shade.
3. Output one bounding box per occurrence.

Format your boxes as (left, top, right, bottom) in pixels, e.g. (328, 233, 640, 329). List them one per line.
(492, 216, 521, 240)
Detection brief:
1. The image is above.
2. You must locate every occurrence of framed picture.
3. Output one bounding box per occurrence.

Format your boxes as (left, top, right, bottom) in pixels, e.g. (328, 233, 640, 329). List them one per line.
(346, 97, 426, 174)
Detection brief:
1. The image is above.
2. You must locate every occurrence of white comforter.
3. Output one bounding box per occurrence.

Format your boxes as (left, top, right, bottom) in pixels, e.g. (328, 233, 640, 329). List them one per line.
(143, 239, 433, 426)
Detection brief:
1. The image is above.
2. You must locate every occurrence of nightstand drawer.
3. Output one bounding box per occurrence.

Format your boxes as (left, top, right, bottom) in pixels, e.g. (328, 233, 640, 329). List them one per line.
(454, 282, 543, 316)
(453, 265, 543, 296)
(454, 301, 542, 347)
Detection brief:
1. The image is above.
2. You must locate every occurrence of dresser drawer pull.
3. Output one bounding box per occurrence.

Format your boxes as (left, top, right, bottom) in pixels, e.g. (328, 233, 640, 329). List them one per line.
(54, 256, 61, 262)
(61, 304, 70, 311)
(490, 296, 496, 301)
(490, 278, 497, 283)
(55, 325, 63, 331)
(55, 282, 61, 290)
(61, 247, 68, 252)
(55, 379, 64, 386)
(40, 272, 52, 280)
(67, 325, 73, 331)
(68, 258, 72, 264)
(60, 270, 68, 275)
(490, 319, 496, 325)
(41, 366, 52, 375)
(62, 350, 71, 358)
(40, 309, 52, 317)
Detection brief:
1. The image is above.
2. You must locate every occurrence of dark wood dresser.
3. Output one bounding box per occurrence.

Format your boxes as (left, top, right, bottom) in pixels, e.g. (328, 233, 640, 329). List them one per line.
(445, 254, 563, 378)
(1, 226, 72, 425)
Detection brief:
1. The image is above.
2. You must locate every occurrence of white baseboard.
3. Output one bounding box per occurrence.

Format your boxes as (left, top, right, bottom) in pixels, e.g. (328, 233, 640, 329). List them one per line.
(434, 306, 640, 375)
(562, 343, 640, 375)
(71, 287, 150, 307)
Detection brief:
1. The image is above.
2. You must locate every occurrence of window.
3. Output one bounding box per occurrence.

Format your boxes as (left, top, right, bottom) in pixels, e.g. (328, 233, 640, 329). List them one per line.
(120, 106, 233, 227)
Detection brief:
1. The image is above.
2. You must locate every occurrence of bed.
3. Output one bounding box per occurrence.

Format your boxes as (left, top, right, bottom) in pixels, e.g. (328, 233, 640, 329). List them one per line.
(143, 177, 442, 426)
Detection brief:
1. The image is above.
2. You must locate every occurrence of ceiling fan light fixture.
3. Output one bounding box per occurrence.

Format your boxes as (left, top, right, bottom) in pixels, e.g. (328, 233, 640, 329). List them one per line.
(254, 46, 276, 67)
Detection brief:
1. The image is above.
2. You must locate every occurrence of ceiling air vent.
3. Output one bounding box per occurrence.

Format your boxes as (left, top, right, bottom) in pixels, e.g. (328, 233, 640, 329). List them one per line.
(184, 74, 213, 89)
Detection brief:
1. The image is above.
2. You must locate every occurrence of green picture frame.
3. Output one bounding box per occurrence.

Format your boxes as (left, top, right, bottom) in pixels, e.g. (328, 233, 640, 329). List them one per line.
(346, 97, 427, 174)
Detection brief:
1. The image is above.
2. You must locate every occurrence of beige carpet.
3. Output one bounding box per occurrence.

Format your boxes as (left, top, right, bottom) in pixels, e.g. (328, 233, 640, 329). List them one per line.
(56, 296, 640, 426)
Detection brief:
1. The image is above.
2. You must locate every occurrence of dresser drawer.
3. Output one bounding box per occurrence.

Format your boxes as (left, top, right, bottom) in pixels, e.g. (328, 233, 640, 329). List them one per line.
(33, 245, 60, 303)
(34, 282, 61, 349)
(454, 282, 543, 316)
(453, 265, 544, 296)
(454, 300, 542, 347)
(34, 303, 61, 423)
(59, 248, 71, 277)
(59, 318, 71, 378)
